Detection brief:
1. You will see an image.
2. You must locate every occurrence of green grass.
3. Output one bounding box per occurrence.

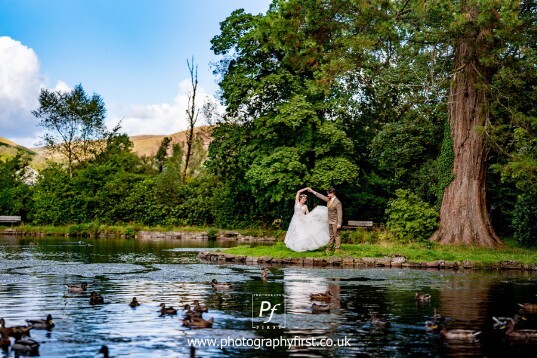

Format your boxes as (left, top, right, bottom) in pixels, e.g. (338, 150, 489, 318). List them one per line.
(224, 241, 537, 264)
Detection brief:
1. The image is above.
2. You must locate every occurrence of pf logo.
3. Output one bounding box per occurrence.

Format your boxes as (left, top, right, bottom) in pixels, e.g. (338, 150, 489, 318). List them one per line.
(252, 294, 286, 329)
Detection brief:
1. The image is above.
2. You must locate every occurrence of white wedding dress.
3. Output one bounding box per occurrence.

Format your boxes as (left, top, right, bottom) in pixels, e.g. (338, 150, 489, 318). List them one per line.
(284, 204, 330, 252)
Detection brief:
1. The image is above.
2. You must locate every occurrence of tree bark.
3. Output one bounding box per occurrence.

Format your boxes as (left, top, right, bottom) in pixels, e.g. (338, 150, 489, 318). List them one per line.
(431, 4, 502, 248)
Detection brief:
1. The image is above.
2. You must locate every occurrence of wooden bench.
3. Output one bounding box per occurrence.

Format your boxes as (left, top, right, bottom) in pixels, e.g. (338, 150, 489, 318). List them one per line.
(343, 220, 374, 230)
(0, 215, 22, 226)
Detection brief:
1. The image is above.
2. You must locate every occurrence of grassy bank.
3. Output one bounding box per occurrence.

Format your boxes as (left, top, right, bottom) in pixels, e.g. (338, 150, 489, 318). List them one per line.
(225, 241, 537, 265)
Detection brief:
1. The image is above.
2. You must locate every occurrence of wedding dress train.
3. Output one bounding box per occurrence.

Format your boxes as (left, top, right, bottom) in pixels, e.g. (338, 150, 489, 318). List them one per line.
(284, 204, 329, 252)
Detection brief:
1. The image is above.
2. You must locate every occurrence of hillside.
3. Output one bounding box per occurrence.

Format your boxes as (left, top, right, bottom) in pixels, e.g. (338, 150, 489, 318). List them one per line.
(129, 125, 213, 157)
(1, 126, 213, 166)
(0, 137, 37, 160)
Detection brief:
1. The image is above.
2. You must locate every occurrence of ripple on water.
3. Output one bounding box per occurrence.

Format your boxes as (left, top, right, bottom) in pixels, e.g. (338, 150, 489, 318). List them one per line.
(2, 236, 537, 357)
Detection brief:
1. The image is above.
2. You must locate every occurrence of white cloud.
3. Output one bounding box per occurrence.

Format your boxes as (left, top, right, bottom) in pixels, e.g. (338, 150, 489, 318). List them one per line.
(107, 78, 221, 136)
(0, 36, 43, 147)
(1, 37, 222, 148)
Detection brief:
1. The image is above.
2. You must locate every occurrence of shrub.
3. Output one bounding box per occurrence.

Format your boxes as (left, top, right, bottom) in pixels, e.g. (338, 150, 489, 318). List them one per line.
(207, 227, 219, 240)
(512, 190, 537, 247)
(385, 189, 439, 243)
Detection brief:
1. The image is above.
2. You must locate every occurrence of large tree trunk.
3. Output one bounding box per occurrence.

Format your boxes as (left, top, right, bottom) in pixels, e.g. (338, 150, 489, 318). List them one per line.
(431, 4, 502, 248)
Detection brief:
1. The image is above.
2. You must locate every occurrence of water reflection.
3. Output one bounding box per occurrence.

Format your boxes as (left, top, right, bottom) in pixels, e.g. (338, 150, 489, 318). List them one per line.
(0, 235, 537, 357)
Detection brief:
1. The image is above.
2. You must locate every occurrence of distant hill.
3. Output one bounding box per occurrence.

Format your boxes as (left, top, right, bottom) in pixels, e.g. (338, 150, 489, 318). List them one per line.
(0, 137, 37, 160)
(128, 125, 213, 157)
(1, 126, 213, 167)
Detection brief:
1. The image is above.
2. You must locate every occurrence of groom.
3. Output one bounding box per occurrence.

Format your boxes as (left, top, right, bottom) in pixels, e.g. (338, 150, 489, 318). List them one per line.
(308, 187, 343, 253)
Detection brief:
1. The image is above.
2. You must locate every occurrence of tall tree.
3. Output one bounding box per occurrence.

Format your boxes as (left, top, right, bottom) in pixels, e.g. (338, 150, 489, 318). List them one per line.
(33, 84, 118, 177)
(429, 0, 529, 247)
(183, 57, 200, 183)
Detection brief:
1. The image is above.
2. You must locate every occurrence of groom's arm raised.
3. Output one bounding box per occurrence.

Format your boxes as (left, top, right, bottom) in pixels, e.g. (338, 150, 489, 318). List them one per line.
(308, 188, 328, 202)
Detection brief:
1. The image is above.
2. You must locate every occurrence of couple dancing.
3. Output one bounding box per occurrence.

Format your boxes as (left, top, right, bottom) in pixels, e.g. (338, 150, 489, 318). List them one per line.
(284, 187, 343, 253)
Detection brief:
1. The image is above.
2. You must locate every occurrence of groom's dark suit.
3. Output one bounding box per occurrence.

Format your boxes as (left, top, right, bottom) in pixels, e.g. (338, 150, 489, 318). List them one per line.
(312, 191, 342, 250)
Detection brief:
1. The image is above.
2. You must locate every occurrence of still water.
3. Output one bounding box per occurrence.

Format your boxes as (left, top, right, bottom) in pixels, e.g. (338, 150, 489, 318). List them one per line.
(1, 235, 537, 357)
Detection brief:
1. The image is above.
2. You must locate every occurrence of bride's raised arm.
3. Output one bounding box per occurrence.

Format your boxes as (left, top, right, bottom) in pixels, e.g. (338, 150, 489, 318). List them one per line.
(295, 187, 309, 204)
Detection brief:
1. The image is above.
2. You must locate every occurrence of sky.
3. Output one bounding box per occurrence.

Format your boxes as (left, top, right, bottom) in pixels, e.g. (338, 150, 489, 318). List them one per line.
(0, 0, 271, 148)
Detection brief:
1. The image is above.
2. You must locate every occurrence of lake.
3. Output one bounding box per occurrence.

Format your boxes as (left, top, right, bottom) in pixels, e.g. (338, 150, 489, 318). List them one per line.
(1, 234, 537, 357)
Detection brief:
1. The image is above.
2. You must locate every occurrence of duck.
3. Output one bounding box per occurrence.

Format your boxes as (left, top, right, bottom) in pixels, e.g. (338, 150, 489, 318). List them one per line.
(311, 303, 330, 313)
(90, 291, 104, 305)
(501, 317, 537, 342)
(425, 321, 442, 333)
(415, 292, 431, 302)
(99, 345, 110, 358)
(439, 328, 481, 340)
(492, 315, 524, 330)
(26, 314, 54, 330)
(0, 330, 10, 349)
(159, 303, 178, 315)
(310, 290, 332, 302)
(182, 317, 214, 328)
(11, 338, 40, 355)
(370, 313, 391, 328)
(0, 318, 32, 340)
(518, 303, 537, 313)
(183, 304, 202, 320)
(211, 279, 232, 290)
(66, 283, 88, 293)
(129, 297, 140, 307)
(261, 267, 270, 280)
(193, 300, 208, 313)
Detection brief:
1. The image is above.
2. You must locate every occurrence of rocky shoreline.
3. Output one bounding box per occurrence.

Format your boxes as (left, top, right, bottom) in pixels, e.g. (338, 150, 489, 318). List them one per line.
(197, 251, 537, 271)
(0, 228, 277, 242)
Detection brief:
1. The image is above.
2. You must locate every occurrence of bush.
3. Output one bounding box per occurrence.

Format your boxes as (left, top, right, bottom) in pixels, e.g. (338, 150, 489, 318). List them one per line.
(341, 228, 379, 244)
(512, 190, 537, 247)
(207, 227, 219, 240)
(385, 189, 439, 243)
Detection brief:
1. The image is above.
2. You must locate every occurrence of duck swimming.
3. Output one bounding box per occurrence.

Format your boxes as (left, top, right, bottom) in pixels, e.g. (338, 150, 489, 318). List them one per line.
(415, 292, 431, 302)
(500, 317, 537, 342)
(11, 338, 40, 355)
(310, 290, 332, 302)
(439, 328, 481, 340)
(66, 283, 88, 293)
(182, 317, 214, 328)
(312, 303, 330, 313)
(129, 297, 140, 307)
(90, 291, 104, 305)
(370, 313, 391, 328)
(159, 303, 177, 315)
(518, 303, 537, 314)
(0, 318, 31, 340)
(26, 314, 54, 330)
(99, 345, 110, 358)
(193, 300, 208, 313)
(211, 279, 232, 290)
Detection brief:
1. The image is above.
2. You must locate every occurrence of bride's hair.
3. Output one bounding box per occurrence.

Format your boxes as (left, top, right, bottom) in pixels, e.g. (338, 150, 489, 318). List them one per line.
(299, 194, 307, 200)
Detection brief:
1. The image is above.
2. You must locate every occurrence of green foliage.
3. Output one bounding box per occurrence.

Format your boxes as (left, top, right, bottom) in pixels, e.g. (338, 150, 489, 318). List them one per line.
(207, 227, 218, 240)
(33, 84, 118, 176)
(340, 228, 379, 245)
(385, 189, 439, 243)
(512, 189, 537, 247)
(0, 150, 33, 217)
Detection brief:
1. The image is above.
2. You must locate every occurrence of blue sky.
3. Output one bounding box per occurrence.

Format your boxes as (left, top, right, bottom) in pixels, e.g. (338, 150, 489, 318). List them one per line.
(0, 0, 271, 147)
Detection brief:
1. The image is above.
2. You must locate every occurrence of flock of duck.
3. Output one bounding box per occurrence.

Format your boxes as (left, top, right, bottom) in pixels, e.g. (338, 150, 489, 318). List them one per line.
(2, 269, 537, 356)
(395, 292, 537, 344)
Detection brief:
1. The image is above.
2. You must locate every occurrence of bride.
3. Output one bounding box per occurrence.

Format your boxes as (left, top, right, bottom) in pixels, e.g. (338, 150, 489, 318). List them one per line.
(284, 187, 330, 252)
